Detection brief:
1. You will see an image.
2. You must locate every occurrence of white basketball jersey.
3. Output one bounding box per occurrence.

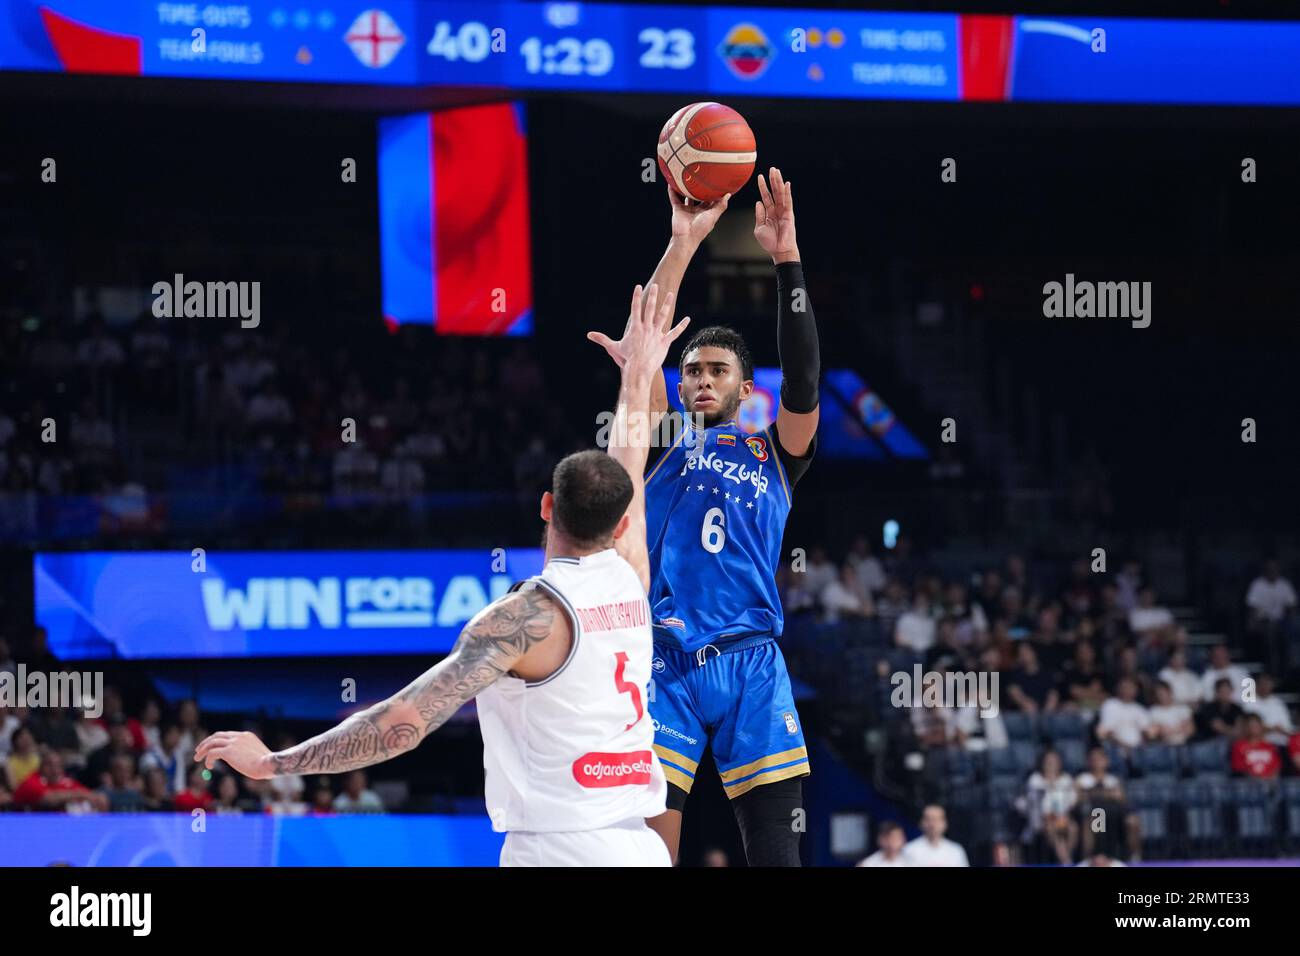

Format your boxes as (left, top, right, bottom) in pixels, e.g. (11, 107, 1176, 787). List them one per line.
(477, 549, 667, 833)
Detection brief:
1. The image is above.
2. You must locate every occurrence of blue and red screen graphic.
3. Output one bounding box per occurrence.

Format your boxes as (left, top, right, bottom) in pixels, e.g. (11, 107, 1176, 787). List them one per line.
(379, 103, 533, 335)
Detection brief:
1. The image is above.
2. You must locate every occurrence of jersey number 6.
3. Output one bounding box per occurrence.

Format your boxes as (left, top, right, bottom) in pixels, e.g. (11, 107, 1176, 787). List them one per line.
(701, 507, 726, 554)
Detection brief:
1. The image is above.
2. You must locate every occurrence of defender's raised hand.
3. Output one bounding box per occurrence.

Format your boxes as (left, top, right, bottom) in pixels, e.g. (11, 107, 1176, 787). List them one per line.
(588, 281, 689, 370)
(620, 283, 691, 380)
(754, 167, 800, 264)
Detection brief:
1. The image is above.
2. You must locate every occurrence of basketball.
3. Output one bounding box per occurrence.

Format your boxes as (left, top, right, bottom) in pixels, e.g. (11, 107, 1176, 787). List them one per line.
(656, 102, 757, 203)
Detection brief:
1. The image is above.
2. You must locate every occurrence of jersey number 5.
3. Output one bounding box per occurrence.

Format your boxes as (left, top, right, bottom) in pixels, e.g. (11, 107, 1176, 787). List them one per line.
(614, 652, 644, 731)
(701, 506, 726, 554)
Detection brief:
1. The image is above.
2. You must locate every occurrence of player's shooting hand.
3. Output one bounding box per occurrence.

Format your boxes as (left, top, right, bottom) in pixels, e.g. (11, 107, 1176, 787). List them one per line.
(754, 167, 800, 264)
(610, 283, 690, 381)
(194, 730, 276, 780)
(669, 186, 729, 245)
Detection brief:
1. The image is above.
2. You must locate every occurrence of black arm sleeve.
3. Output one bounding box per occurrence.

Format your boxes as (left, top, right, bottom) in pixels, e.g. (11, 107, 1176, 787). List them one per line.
(776, 261, 820, 414)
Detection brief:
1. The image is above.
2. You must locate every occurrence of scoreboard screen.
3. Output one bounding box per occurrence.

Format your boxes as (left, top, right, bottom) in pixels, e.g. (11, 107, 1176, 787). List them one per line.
(2, 1, 1298, 106)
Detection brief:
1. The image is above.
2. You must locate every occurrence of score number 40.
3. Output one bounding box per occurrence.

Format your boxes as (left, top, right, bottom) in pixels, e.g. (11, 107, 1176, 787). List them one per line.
(425, 22, 695, 70)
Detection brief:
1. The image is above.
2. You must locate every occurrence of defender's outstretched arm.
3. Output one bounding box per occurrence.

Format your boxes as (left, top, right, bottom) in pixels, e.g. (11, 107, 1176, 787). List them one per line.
(605, 283, 691, 592)
(194, 589, 558, 779)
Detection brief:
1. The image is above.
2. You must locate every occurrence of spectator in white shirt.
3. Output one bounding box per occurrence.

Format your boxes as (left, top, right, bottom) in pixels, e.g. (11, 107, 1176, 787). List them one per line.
(1115, 560, 1143, 613)
(857, 820, 909, 867)
(1244, 673, 1294, 747)
(244, 381, 295, 430)
(1128, 586, 1174, 641)
(1076, 747, 1143, 862)
(802, 547, 837, 597)
(1146, 681, 1194, 746)
(1201, 645, 1248, 702)
(821, 564, 873, 623)
(1158, 649, 1202, 708)
(333, 770, 386, 814)
(903, 804, 969, 866)
(1019, 750, 1078, 865)
(1246, 560, 1297, 626)
(895, 591, 936, 654)
(941, 697, 1010, 751)
(846, 535, 886, 595)
(1096, 678, 1151, 751)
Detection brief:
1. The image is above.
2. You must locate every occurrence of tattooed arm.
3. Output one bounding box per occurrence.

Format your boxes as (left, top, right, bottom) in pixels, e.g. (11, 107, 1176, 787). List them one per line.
(194, 589, 557, 779)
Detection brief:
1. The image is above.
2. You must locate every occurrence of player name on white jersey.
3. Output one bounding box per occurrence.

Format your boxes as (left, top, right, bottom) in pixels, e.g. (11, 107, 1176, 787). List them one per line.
(575, 598, 649, 632)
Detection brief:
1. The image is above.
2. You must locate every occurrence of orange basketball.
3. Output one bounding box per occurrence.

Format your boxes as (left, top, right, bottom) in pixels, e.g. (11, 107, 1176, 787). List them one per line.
(656, 102, 757, 203)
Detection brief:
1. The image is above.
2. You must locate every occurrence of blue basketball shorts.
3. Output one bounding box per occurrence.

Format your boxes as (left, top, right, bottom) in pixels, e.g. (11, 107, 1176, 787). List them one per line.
(648, 635, 810, 800)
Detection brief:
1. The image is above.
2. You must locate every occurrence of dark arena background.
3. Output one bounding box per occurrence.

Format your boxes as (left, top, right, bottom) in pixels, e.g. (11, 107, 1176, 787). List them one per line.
(1, 0, 1299, 926)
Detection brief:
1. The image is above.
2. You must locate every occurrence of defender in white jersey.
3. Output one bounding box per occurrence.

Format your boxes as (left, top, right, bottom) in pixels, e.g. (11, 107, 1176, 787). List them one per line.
(195, 283, 689, 867)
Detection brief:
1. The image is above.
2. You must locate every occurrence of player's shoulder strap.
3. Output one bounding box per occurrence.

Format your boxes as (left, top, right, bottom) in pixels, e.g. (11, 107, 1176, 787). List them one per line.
(504, 572, 582, 687)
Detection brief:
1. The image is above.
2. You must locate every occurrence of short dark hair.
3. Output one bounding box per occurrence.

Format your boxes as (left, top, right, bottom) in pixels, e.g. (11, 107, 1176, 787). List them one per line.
(679, 325, 753, 381)
(551, 450, 633, 546)
(877, 820, 903, 837)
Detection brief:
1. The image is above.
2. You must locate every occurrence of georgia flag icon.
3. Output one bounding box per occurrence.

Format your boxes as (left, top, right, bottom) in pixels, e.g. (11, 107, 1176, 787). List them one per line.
(345, 9, 406, 68)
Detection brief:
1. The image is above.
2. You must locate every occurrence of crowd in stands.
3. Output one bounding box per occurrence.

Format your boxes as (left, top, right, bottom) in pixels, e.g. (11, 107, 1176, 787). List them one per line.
(780, 541, 1300, 863)
(0, 635, 385, 817)
(0, 309, 584, 540)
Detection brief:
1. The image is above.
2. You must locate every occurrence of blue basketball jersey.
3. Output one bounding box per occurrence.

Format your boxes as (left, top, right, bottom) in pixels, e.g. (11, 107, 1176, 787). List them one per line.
(643, 419, 810, 651)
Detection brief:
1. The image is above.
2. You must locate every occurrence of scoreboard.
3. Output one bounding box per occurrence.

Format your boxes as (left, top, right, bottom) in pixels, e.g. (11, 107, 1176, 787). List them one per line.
(2, 0, 1299, 105)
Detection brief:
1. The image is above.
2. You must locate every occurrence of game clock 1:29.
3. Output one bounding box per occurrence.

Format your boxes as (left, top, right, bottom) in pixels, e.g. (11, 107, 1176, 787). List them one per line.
(423, 19, 698, 79)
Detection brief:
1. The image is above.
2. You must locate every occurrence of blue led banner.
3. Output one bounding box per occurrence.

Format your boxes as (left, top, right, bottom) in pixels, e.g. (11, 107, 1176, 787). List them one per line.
(0, 813, 500, 866)
(34, 548, 545, 659)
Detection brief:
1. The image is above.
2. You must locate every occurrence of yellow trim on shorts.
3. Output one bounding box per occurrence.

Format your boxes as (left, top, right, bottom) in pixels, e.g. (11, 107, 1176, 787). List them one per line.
(653, 744, 699, 775)
(717, 746, 809, 784)
(661, 763, 696, 793)
(725, 761, 810, 799)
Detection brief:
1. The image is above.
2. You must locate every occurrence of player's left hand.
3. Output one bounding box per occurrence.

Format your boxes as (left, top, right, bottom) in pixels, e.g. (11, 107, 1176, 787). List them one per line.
(194, 730, 276, 780)
(587, 282, 689, 372)
(754, 167, 800, 264)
